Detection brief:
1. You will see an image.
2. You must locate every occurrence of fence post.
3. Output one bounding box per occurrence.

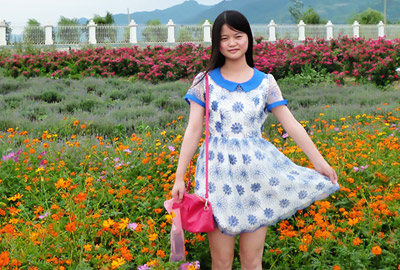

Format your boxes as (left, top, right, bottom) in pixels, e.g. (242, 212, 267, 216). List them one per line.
(352, 21, 360, 38)
(129, 19, 138, 43)
(88, 20, 97, 44)
(44, 23, 53, 45)
(167, 19, 175, 43)
(203, 20, 211, 43)
(326, 20, 334, 40)
(298, 20, 306, 41)
(268, 20, 276, 42)
(0, 20, 6, 46)
(378, 21, 385, 38)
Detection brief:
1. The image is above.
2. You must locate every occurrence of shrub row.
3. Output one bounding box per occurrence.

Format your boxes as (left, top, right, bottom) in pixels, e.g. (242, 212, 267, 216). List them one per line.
(1, 36, 400, 86)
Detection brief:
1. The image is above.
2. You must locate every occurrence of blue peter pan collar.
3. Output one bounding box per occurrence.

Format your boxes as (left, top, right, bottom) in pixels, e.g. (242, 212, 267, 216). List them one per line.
(209, 67, 265, 92)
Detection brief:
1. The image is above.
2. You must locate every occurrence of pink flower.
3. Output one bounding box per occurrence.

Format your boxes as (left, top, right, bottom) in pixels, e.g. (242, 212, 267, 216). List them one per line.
(127, 222, 138, 231)
(168, 145, 175, 152)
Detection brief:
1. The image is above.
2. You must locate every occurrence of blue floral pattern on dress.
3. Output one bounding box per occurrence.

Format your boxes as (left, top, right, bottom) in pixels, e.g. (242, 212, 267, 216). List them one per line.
(185, 70, 340, 236)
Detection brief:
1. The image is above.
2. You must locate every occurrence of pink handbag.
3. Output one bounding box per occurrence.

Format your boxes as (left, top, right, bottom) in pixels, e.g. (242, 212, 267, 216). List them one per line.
(172, 74, 214, 233)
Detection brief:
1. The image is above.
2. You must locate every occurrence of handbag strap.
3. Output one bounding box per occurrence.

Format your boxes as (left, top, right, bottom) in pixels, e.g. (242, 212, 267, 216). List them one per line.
(186, 74, 210, 202)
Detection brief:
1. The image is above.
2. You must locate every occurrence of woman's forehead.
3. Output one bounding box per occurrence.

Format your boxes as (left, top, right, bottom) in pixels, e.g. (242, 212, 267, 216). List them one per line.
(221, 24, 243, 35)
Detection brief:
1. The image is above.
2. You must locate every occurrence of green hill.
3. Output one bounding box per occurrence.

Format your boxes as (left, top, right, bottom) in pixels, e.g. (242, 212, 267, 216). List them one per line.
(79, 0, 400, 25)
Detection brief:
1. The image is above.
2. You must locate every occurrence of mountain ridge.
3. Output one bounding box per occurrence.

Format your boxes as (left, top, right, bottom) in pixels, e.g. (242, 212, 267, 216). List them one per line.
(77, 0, 400, 25)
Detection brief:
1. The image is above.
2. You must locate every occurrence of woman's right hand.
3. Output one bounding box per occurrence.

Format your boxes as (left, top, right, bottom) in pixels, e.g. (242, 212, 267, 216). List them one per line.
(171, 179, 186, 203)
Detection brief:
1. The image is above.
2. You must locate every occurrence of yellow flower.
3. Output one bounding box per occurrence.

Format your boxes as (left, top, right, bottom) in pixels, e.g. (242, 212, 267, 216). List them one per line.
(103, 218, 115, 228)
(7, 193, 23, 201)
(118, 218, 130, 230)
(83, 244, 92, 251)
(111, 257, 126, 269)
(148, 233, 158, 242)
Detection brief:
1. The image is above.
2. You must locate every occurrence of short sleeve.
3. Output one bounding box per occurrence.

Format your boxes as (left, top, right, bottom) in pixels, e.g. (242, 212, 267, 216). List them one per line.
(266, 74, 288, 112)
(184, 73, 206, 107)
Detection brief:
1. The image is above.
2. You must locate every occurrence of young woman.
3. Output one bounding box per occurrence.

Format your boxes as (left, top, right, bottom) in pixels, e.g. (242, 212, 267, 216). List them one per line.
(171, 10, 340, 270)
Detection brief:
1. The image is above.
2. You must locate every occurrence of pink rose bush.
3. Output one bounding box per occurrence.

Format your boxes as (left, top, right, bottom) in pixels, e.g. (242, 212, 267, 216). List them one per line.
(0, 36, 399, 85)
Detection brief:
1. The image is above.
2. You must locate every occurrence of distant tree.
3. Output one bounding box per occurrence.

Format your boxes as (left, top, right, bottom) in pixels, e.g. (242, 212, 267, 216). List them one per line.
(142, 19, 167, 42)
(92, 11, 117, 43)
(23, 19, 45, 44)
(57, 16, 83, 44)
(288, 0, 304, 23)
(301, 7, 326, 24)
(177, 20, 210, 43)
(200, 19, 213, 25)
(398, 18, 400, 24)
(348, 8, 384, 24)
(92, 11, 115, 25)
(5, 21, 12, 45)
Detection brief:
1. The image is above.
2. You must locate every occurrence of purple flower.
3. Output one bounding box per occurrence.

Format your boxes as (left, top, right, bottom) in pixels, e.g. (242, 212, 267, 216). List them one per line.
(137, 264, 150, 270)
(282, 133, 288, 139)
(179, 261, 200, 270)
(123, 149, 132, 154)
(2, 150, 22, 162)
(127, 222, 138, 231)
(39, 211, 50, 219)
(353, 167, 359, 172)
(2, 152, 15, 161)
(168, 145, 175, 152)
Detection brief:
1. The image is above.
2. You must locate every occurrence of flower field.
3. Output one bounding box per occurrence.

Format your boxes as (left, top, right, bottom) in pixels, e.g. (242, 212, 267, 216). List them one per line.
(0, 36, 400, 269)
(0, 103, 399, 269)
(1, 36, 400, 86)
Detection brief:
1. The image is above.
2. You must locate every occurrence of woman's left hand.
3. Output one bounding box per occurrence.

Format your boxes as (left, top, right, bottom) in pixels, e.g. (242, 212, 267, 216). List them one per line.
(314, 160, 338, 185)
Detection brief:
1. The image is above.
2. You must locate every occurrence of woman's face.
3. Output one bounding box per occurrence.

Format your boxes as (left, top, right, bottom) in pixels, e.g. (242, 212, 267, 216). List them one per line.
(219, 24, 248, 62)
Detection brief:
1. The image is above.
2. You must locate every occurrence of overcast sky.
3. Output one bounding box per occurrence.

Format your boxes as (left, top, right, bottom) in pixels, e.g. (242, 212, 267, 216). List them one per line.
(0, 0, 222, 26)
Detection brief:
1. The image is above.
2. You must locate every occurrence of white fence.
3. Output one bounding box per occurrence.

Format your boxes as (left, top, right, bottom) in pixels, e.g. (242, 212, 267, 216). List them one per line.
(0, 19, 399, 46)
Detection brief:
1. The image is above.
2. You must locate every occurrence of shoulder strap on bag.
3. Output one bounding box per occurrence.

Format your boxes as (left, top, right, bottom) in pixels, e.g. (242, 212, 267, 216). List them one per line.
(205, 74, 210, 201)
(186, 74, 210, 203)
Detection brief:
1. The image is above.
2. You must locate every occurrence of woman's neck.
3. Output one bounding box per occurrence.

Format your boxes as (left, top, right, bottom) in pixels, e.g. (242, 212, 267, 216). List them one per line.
(220, 58, 254, 83)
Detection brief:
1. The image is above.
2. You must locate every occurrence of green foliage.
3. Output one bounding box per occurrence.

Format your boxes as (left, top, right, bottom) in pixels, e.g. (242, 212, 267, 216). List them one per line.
(4, 21, 12, 45)
(23, 19, 45, 44)
(146, 19, 162, 26)
(142, 19, 167, 42)
(57, 16, 85, 44)
(301, 7, 327, 24)
(288, 0, 304, 23)
(279, 64, 334, 88)
(92, 12, 117, 43)
(348, 8, 384, 24)
(176, 26, 202, 42)
(92, 11, 115, 25)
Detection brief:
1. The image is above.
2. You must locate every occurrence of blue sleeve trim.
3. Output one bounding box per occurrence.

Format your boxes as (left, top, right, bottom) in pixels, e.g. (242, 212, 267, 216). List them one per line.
(267, 99, 288, 112)
(184, 94, 205, 108)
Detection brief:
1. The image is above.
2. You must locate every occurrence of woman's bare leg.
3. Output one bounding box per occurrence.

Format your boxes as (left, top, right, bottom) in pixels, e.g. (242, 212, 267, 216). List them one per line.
(208, 227, 235, 270)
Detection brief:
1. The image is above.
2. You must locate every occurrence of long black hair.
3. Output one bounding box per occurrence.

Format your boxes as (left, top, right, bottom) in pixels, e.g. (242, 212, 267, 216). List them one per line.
(206, 10, 254, 72)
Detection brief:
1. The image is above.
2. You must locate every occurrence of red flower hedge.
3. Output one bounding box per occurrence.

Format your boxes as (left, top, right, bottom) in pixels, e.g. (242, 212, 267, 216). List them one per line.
(1, 36, 399, 86)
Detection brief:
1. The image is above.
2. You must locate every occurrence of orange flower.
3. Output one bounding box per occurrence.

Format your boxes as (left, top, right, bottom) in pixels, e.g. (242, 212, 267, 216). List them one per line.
(0, 251, 10, 268)
(156, 249, 166, 258)
(332, 265, 341, 270)
(73, 120, 79, 126)
(65, 222, 77, 232)
(372, 245, 382, 255)
(352, 237, 363, 246)
(299, 244, 308, 252)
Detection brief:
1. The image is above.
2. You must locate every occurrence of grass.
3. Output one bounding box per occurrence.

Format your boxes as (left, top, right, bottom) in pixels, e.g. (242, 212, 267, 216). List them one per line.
(1, 71, 399, 138)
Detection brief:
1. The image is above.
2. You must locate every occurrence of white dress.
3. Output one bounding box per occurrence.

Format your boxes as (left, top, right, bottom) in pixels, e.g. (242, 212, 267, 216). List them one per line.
(184, 67, 340, 236)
